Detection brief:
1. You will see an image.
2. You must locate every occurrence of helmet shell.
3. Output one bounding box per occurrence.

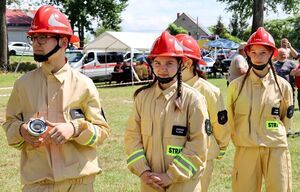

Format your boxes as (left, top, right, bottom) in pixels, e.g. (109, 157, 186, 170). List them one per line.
(175, 34, 206, 65)
(244, 27, 278, 57)
(28, 5, 79, 43)
(148, 31, 186, 59)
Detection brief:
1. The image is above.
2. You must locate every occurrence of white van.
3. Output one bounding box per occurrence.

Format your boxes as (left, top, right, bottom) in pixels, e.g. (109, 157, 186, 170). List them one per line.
(66, 50, 123, 81)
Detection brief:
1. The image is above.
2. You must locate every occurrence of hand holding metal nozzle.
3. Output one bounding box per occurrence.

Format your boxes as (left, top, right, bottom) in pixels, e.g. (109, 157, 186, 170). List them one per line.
(27, 118, 53, 144)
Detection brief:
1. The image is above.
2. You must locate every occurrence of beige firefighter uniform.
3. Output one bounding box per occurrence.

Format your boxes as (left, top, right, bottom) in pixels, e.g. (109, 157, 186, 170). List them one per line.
(227, 69, 293, 192)
(185, 76, 230, 192)
(2, 63, 110, 190)
(124, 81, 209, 192)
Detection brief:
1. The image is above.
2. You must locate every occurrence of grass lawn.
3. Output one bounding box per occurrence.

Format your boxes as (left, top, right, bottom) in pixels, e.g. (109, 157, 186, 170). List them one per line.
(0, 74, 299, 192)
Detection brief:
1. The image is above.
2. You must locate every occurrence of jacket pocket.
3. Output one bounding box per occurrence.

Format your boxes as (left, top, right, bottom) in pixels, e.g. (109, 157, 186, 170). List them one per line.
(263, 103, 286, 136)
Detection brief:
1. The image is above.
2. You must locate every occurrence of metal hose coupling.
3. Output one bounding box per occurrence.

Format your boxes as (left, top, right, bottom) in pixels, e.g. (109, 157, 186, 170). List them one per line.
(27, 119, 48, 137)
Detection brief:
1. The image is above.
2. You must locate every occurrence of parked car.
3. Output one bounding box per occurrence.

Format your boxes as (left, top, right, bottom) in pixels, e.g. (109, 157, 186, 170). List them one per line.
(221, 52, 238, 71)
(8, 42, 33, 56)
(200, 56, 215, 74)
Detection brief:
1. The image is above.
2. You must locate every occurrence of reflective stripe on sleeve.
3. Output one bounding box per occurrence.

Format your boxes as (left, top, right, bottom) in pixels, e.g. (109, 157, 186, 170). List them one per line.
(219, 149, 226, 156)
(174, 154, 197, 177)
(12, 140, 25, 150)
(84, 125, 98, 145)
(127, 149, 145, 166)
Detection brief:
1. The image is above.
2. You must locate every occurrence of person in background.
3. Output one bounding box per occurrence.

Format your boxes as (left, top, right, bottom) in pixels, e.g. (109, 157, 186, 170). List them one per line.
(110, 62, 124, 84)
(121, 61, 132, 83)
(2, 5, 110, 192)
(280, 38, 299, 60)
(227, 27, 293, 192)
(124, 31, 209, 192)
(274, 48, 298, 103)
(228, 43, 248, 84)
(134, 60, 149, 80)
(176, 34, 230, 192)
(295, 62, 300, 111)
(211, 59, 224, 78)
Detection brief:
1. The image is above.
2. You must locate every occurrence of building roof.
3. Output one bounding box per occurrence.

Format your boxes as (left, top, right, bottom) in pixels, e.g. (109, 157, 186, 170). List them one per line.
(173, 13, 212, 36)
(182, 13, 211, 35)
(6, 9, 35, 27)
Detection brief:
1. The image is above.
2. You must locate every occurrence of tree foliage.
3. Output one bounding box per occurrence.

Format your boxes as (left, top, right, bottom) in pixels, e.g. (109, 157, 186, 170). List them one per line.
(265, 16, 300, 48)
(50, 0, 128, 47)
(211, 16, 229, 38)
(167, 23, 188, 36)
(216, 0, 300, 33)
(229, 12, 247, 38)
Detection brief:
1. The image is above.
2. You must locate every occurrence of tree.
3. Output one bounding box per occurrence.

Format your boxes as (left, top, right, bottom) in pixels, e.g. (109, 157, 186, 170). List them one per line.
(0, 0, 8, 71)
(216, 0, 300, 33)
(229, 12, 247, 39)
(167, 23, 188, 36)
(50, 0, 128, 47)
(211, 16, 228, 38)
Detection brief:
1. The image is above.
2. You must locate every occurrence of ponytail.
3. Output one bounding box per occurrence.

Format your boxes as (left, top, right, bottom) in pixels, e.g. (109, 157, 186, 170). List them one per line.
(175, 62, 183, 111)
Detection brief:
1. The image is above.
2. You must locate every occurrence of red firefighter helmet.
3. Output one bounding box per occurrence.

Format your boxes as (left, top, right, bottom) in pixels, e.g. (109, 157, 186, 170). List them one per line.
(148, 31, 186, 59)
(175, 34, 206, 65)
(244, 27, 278, 57)
(28, 5, 79, 43)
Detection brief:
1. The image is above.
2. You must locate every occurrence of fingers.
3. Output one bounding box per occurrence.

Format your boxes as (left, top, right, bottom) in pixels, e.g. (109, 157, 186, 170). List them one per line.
(149, 182, 164, 192)
(45, 120, 55, 127)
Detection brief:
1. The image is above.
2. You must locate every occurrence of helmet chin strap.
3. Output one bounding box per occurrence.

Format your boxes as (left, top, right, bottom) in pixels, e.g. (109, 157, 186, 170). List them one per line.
(34, 39, 61, 62)
(251, 63, 268, 70)
(155, 71, 178, 84)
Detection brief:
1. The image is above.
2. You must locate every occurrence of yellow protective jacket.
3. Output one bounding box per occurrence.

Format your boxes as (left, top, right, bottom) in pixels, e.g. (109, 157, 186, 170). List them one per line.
(124, 81, 209, 191)
(227, 69, 293, 147)
(186, 76, 230, 160)
(2, 63, 110, 184)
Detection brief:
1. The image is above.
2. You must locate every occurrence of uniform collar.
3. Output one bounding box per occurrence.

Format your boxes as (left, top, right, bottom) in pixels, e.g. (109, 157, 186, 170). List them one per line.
(41, 62, 70, 83)
(154, 81, 178, 101)
(249, 68, 275, 87)
(184, 75, 198, 87)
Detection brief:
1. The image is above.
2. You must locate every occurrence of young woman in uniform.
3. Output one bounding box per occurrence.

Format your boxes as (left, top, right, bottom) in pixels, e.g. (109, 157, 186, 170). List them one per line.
(227, 27, 293, 192)
(176, 34, 230, 192)
(124, 31, 209, 192)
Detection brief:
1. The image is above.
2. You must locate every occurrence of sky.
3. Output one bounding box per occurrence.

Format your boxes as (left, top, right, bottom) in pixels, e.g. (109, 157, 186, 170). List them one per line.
(9, 0, 290, 34)
(120, 0, 289, 33)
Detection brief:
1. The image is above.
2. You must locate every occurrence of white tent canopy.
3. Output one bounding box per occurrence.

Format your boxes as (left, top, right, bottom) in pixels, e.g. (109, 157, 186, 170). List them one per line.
(83, 31, 161, 83)
(83, 31, 160, 52)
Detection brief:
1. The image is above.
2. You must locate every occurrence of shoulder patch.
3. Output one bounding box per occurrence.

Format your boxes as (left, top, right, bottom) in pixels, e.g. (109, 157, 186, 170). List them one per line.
(287, 105, 294, 119)
(217, 110, 228, 125)
(205, 119, 212, 136)
(70, 108, 85, 119)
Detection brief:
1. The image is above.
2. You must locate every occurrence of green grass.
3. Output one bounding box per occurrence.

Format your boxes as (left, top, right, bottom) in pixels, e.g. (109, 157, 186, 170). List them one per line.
(0, 74, 299, 191)
(9, 55, 35, 63)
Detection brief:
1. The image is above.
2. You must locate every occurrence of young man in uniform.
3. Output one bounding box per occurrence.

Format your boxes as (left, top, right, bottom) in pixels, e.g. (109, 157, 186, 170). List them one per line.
(2, 5, 110, 192)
